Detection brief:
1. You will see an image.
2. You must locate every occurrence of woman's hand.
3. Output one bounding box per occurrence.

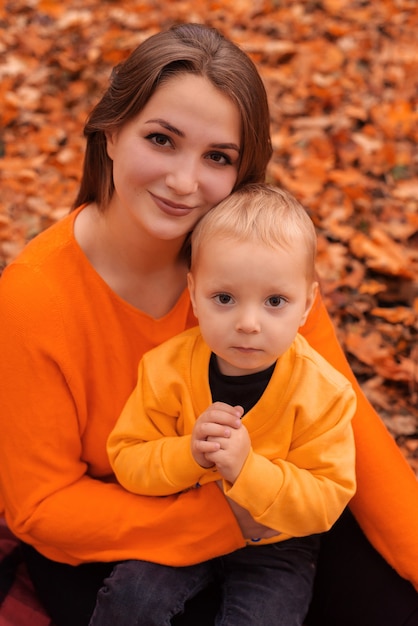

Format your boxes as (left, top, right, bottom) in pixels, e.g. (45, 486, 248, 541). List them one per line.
(216, 481, 280, 540)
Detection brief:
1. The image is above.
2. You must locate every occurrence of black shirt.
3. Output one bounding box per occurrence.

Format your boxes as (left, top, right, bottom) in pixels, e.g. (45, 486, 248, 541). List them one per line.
(209, 353, 276, 416)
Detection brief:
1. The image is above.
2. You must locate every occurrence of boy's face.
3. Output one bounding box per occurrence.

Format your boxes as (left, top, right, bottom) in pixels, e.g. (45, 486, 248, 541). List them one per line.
(188, 237, 317, 376)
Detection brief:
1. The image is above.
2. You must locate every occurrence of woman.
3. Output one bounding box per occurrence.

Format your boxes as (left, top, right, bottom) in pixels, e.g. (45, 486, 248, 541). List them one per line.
(0, 23, 417, 626)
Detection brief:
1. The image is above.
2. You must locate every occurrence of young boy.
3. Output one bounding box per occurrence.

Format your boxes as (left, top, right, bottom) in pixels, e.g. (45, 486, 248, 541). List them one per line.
(92, 184, 356, 626)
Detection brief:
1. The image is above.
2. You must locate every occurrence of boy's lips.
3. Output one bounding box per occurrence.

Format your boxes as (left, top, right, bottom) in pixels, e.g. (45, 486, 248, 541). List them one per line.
(233, 347, 261, 353)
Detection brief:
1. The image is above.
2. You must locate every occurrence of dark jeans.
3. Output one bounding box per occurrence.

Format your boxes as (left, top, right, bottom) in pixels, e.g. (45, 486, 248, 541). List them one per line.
(88, 536, 319, 626)
(22, 509, 418, 626)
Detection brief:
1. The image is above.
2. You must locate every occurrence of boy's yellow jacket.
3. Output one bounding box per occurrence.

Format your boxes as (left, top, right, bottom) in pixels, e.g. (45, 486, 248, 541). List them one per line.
(108, 327, 357, 542)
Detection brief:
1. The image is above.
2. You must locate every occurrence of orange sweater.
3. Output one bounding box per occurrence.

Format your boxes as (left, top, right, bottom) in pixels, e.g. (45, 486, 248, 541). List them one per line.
(0, 206, 417, 587)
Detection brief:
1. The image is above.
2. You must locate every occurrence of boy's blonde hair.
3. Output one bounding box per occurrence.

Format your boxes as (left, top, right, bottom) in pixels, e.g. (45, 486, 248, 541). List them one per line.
(191, 184, 317, 282)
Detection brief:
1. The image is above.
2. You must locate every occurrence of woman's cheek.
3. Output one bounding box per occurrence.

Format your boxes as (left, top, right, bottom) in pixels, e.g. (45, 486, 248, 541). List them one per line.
(208, 171, 237, 206)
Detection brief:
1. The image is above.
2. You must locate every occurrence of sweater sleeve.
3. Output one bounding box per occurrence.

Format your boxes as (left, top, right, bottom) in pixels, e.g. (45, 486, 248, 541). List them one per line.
(108, 356, 208, 496)
(224, 379, 357, 536)
(300, 290, 418, 590)
(0, 264, 244, 567)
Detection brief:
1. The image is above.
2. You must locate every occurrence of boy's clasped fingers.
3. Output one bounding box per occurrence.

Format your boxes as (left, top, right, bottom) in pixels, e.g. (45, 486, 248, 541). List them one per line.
(201, 402, 244, 427)
(191, 403, 244, 468)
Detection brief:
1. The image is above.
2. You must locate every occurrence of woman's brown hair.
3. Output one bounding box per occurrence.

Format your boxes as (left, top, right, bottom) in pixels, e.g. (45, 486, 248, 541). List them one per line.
(72, 23, 272, 210)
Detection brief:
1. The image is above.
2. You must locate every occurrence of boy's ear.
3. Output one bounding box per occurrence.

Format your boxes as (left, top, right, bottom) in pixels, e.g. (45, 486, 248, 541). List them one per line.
(187, 272, 198, 316)
(299, 281, 319, 327)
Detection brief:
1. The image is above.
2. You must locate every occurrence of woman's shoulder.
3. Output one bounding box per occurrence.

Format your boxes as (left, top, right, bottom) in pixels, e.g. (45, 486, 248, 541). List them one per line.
(5, 207, 80, 271)
(0, 207, 85, 314)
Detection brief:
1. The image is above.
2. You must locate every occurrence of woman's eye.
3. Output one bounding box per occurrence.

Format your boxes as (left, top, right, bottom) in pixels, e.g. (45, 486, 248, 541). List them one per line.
(146, 133, 172, 147)
(207, 152, 232, 166)
(267, 296, 286, 308)
(214, 293, 233, 305)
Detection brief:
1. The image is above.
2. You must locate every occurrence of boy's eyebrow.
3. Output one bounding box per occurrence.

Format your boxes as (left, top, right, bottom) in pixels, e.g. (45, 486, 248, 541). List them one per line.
(146, 119, 240, 153)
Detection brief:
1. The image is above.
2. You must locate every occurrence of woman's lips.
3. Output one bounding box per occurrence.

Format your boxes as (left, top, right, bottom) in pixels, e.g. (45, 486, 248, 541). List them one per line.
(150, 192, 196, 217)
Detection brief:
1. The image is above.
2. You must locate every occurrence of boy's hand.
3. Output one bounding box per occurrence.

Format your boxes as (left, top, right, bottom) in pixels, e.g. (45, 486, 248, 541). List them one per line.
(206, 421, 251, 483)
(191, 402, 243, 468)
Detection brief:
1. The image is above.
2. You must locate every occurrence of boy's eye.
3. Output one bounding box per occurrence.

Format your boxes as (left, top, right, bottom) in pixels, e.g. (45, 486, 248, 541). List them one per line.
(267, 295, 286, 308)
(214, 293, 233, 305)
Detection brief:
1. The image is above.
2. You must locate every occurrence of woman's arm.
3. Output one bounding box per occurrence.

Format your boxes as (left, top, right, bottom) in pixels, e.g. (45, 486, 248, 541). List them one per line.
(300, 290, 418, 590)
(0, 263, 245, 567)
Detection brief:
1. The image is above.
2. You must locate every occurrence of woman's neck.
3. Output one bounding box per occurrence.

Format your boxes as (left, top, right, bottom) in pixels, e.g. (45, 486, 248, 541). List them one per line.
(74, 203, 189, 317)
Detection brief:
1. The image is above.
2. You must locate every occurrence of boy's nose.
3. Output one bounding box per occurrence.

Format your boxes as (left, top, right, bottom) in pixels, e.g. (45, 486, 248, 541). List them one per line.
(235, 310, 261, 334)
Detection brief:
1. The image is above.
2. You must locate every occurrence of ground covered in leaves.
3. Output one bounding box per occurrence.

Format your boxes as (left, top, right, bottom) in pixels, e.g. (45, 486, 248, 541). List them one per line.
(1, 0, 417, 474)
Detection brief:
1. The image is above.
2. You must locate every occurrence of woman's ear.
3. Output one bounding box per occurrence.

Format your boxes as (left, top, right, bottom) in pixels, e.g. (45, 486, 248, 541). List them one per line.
(105, 131, 116, 160)
(187, 272, 198, 317)
(299, 281, 319, 327)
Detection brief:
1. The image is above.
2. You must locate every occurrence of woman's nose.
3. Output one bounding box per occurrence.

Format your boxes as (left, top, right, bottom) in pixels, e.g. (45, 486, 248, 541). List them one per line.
(165, 158, 199, 195)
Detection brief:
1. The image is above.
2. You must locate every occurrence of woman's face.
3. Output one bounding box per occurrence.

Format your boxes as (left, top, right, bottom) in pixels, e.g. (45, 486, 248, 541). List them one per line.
(106, 74, 241, 244)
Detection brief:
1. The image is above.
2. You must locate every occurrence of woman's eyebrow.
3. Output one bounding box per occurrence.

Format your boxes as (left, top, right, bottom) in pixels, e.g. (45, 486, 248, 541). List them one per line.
(146, 119, 184, 137)
(212, 142, 240, 154)
(145, 119, 240, 154)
